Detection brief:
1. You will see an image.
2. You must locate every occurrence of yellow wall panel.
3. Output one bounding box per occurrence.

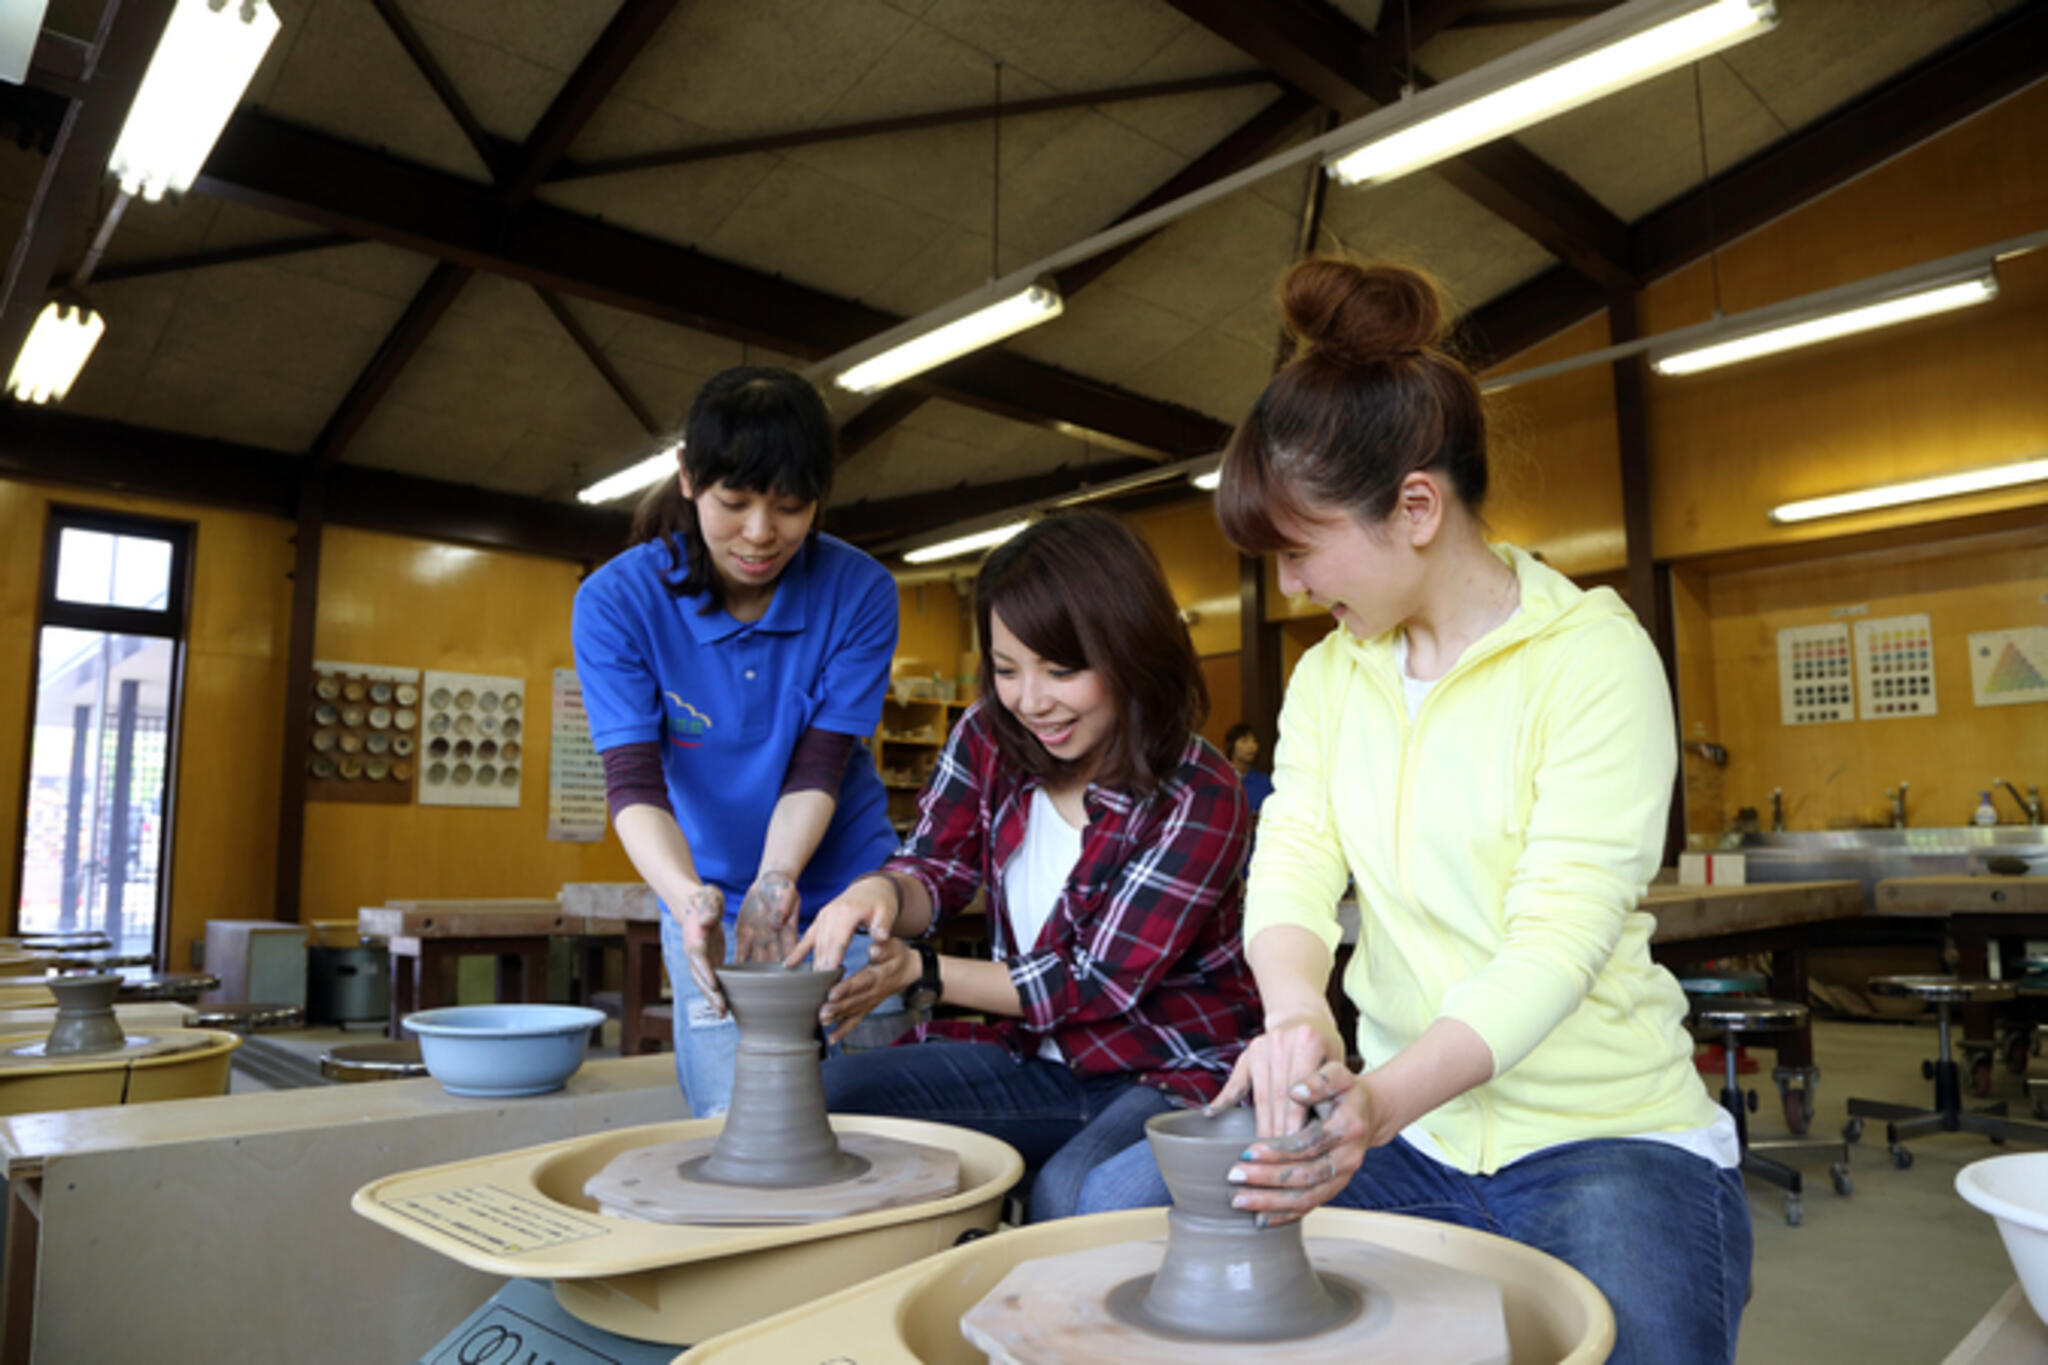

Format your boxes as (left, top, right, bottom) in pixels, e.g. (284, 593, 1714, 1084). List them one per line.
(297, 526, 640, 923)
(1484, 313, 1629, 576)
(1120, 499, 1243, 657)
(1700, 524, 2048, 835)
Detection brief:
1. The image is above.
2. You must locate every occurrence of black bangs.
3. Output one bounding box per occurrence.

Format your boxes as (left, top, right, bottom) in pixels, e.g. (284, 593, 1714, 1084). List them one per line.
(681, 367, 836, 507)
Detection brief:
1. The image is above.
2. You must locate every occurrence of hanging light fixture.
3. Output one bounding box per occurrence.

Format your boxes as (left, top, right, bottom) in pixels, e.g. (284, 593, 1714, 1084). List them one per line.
(1651, 267, 2000, 376)
(1191, 468, 1221, 491)
(5, 301, 106, 404)
(1325, 0, 1775, 187)
(577, 445, 680, 505)
(834, 283, 1064, 395)
(1769, 456, 2048, 525)
(109, 0, 282, 203)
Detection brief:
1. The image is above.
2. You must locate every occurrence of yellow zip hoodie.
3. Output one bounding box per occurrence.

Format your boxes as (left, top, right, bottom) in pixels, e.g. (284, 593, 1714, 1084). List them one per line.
(1245, 543, 1719, 1174)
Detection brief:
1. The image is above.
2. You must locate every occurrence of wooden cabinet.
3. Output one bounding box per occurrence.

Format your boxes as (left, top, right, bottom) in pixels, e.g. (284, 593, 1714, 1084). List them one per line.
(873, 695, 972, 832)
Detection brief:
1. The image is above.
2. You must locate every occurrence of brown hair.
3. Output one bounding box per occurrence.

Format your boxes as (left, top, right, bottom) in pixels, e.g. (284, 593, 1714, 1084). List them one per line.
(1216, 258, 1487, 553)
(974, 510, 1206, 795)
(627, 366, 836, 611)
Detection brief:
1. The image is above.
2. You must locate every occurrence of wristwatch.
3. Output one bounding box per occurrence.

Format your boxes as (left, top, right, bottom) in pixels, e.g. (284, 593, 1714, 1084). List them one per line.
(902, 940, 943, 1012)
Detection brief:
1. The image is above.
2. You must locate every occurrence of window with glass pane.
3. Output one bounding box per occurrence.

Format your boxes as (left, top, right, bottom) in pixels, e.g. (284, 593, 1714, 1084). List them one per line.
(16, 512, 188, 963)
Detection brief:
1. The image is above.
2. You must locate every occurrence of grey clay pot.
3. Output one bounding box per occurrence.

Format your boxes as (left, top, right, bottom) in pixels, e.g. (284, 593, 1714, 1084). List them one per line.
(45, 973, 126, 1057)
(695, 964, 865, 1188)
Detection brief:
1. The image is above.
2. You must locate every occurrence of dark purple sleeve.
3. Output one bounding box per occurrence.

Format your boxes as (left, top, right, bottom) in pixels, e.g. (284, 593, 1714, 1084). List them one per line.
(780, 726, 856, 798)
(602, 740, 669, 824)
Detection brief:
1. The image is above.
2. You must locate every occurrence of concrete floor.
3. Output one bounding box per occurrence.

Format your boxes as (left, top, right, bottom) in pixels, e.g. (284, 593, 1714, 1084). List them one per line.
(226, 1015, 2029, 1361)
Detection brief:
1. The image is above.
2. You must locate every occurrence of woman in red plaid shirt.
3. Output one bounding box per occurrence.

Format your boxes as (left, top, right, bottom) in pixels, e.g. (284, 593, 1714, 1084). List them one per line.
(791, 510, 1260, 1222)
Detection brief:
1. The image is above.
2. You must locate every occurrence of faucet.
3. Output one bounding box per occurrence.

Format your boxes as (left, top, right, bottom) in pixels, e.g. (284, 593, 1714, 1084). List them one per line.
(1770, 788, 1785, 833)
(1886, 781, 1909, 829)
(1994, 779, 2043, 826)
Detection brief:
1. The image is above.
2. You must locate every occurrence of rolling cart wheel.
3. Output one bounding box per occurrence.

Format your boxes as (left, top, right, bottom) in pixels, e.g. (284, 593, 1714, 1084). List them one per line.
(1783, 1194, 1802, 1227)
(955, 1227, 995, 1246)
(1746, 1088, 1759, 1113)
(1830, 1163, 1853, 1197)
(1973, 1056, 1996, 1099)
(1843, 1117, 1864, 1144)
(1923, 1059, 1936, 1081)
(1890, 1143, 1914, 1170)
(1991, 1133, 2008, 1146)
(1781, 1087, 1813, 1136)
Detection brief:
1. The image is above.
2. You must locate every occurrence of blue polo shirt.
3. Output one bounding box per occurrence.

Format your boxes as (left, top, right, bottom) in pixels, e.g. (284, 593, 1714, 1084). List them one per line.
(571, 533, 899, 924)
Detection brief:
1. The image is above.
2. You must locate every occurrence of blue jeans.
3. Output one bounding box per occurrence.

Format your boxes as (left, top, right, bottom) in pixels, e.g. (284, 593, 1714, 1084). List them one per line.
(820, 1039, 1175, 1222)
(659, 902, 899, 1120)
(1078, 1133, 1751, 1365)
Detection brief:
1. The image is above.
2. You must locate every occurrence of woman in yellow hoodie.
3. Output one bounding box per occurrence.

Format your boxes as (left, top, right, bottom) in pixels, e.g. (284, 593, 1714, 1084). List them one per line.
(1077, 258, 1747, 1364)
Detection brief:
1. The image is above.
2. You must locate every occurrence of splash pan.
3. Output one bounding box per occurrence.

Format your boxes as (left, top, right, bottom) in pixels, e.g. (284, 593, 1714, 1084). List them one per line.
(352, 1114, 1022, 1345)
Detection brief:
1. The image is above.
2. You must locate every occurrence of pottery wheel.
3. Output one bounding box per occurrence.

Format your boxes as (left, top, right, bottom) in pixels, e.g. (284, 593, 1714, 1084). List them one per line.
(0, 1029, 220, 1067)
(960, 1236, 1509, 1365)
(585, 1130, 961, 1226)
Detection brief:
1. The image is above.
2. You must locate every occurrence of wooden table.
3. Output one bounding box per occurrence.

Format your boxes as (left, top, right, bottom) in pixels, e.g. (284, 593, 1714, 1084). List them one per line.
(560, 884, 669, 1055)
(0, 1054, 681, 1365)
(1874, 875, 2048, 1054)
(358, 899, 624, 1039)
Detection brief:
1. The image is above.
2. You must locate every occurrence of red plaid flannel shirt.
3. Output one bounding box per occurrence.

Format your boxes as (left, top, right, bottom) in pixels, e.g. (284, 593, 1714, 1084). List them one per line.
(886, 701, 1260, 1104)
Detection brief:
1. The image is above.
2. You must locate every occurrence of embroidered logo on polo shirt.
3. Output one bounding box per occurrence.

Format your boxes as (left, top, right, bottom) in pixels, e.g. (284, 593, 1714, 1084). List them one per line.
(664, 692, 713, 748)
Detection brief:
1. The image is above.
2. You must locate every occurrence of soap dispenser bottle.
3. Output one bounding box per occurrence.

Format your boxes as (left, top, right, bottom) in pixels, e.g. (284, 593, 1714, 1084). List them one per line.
(1974, 792, 1999, 827)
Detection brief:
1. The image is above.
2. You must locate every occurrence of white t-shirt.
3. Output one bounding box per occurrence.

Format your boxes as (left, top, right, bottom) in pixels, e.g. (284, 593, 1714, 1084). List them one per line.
(1390, 628, 1740, 1171)
(1001, 786, 1084, 1062)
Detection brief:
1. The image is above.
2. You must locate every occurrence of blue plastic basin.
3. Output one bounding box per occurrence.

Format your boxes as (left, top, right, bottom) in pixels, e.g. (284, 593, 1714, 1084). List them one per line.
(402, 1004, 606, 1098)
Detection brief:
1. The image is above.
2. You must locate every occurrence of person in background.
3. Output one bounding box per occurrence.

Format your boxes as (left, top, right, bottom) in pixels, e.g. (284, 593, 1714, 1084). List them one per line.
(793, 510, 1260, 1222)
(572, 365, 902, 1119)
(1077, 258, 1746, 1365)
(1223, 721, 1274, 815)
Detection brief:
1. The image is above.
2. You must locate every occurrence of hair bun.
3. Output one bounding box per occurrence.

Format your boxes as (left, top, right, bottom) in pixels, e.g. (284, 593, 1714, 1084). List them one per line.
(1281, 258, 1445, 364)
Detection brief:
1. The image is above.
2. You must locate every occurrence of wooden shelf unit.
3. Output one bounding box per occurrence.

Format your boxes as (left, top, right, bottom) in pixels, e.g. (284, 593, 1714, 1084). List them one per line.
(874, 694, 972, 831)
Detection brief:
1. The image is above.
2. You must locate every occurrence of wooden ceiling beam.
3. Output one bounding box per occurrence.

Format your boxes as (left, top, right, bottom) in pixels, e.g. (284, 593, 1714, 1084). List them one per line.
(197, 110, 1231, 459)
(534, 286, 663, 437)
(0, 404, 631, 562)
(827, 456, 1160, 546)
(368, 0, 518, 180)
(1376, 1, 1489, 61)
(1461, 2, 2048, 368)
(92, 233, 358, 283)
(1162, 0, 1634, 291)
(0, 0, 177, 373)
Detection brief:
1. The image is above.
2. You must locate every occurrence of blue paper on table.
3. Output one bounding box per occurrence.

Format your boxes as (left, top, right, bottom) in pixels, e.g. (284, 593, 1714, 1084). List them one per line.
(416, 1278, 680, 1365)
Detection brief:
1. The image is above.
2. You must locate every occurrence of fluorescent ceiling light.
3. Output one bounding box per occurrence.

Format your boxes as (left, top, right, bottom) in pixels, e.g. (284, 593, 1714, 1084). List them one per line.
(577, 446, 679, 505)
(835, 284, 1063, 395)
(1770, 457, 2048, 525)
(110, 0, 281, 203)
(1191, 469, 1221, 491)
(6, 301, 105, 404)
(1651, 271, 1998, 376)
(1326, 0, 1774, 187)
(901, 521, 1028, 565)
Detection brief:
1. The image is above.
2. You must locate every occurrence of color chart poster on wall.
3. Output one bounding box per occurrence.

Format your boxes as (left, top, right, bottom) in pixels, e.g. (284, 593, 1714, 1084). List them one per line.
(416, 670, 526, 808)
(1854, 613, 1938, 720)
(1968, 627, 2048, 708)
(1776, 623, 1853, 726)
(548, 668, 606, 842)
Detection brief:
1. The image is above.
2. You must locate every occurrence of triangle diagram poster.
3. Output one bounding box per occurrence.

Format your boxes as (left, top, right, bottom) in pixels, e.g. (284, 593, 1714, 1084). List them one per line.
(1969, 627, 2048, 708)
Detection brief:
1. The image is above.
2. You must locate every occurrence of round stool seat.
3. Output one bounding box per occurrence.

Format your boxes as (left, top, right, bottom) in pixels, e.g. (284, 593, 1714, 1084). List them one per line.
(1692, 996, 1808, 1032)
(321, 1040, 426, 1082)
(40, 950, 152, 971)
(1869, 974, 2015, 1004)
(17, 934, 112, 952)
(1679, 970, 1769, 996)
(183, 1001, 305, 1032)
(120, 972, 220, 1003)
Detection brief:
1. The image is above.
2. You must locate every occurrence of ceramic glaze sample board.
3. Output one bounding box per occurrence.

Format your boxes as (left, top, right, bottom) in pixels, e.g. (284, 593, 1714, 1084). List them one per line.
(1969, 627, 2048, 708)
(418, 670, 527, 807)
(1855, 613, 1938, 719)
(1777, 623, 1854, 726)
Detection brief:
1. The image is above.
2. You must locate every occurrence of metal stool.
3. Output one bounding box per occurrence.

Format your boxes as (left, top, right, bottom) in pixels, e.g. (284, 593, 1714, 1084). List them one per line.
(320, 1040, 426, 1082)
(37, 950, 152, 971)
(1681, 971, 1820, 1130)
(121, 972, 220, 1003)
(183, 1002, 306, 1032)
(1692, 997, 1851, 1226)
(1844, 976, 2048, 1168)
(17, 933, 112, 952)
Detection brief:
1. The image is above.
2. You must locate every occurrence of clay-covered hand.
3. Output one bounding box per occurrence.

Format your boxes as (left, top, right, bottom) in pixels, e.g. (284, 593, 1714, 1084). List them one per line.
(675, 882, 731, 1016)
(1225, 1064, 1374, 1227)
(818, 936, 920, 1045)
(787, 874, 899, 973)
(734, 870, 799, 964)
(1207, 1015, 1347, 1140)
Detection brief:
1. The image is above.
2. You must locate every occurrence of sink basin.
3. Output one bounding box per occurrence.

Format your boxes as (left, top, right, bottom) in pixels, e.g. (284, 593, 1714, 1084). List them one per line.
(1729, 828, 2048, 902)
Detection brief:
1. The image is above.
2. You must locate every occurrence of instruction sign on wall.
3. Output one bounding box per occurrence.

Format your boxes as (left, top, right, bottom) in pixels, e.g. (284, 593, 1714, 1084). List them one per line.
(549, 667, 607, 842)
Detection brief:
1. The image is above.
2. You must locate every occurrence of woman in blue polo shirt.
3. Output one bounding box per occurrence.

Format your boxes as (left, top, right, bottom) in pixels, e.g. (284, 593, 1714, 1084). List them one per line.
(572, 366, 901, 1119)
